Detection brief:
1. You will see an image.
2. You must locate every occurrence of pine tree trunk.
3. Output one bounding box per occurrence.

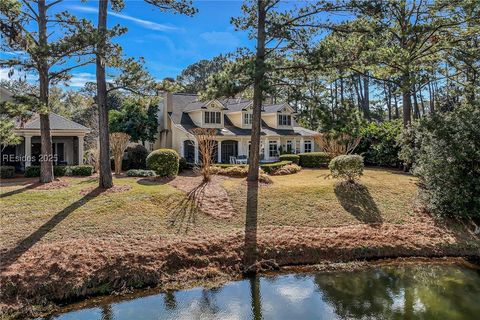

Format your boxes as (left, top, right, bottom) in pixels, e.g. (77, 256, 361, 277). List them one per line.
(412, 84, 420, 119)
(402, 89, 412, 127)
(38, 0, 53, 183)
(96, 0, 113, 189)
(394, 91, 399, 119)
(244, 0, 266, 273)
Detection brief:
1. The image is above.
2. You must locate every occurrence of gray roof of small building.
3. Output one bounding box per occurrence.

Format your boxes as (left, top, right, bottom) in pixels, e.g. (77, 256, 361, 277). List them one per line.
(169, 93, 316, 137)
(21, 113, 90, 131)
(0, 87, 13, 102)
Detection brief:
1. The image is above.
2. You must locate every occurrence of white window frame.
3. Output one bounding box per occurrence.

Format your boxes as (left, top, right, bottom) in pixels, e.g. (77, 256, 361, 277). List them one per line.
(286, 140, 293, 153)
(243, 112, 253, 125)
(204, 111, 222, 124)
(278, 114, 292, 126)
(304, 140, 313, 153)
(269, 140, 279, 158)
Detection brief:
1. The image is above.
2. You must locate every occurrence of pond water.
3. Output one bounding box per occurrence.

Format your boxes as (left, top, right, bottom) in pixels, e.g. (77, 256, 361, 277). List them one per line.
(44, 263, 480, 320)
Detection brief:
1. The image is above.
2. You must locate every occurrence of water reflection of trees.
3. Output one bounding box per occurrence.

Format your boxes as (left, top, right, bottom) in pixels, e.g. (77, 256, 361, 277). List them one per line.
(313, 265, 480, 320)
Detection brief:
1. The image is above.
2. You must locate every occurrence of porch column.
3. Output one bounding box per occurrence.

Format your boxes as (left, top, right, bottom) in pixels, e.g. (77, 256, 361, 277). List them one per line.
(264, 137, 269, 161)
(311, 139, 315, 152)
(24, 135, 32, 167)
(217, 140, 222, 163)
(194, 139, 199, 163)
(292, 137, 296, 154)
(300, 137, 305, 153)
(78, 135, 84, 165)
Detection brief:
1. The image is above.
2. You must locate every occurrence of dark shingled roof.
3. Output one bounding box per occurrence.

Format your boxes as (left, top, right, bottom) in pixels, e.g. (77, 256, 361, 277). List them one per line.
(169, 93, 316, 137)
(21, 113, 90, 131)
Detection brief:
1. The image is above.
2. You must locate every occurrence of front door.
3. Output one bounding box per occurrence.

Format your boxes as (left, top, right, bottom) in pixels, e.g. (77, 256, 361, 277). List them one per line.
(183, 140, 195, 163)
(221, 140, 238, 163)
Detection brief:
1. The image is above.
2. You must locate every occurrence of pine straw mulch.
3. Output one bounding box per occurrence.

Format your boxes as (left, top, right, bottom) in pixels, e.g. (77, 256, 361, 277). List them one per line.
(1, 213, 479, 318)
(168, 175, 236, 219)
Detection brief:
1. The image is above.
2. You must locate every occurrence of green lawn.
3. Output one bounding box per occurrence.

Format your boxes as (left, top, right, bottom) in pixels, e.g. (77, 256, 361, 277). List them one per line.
(0, 168, 418, 253)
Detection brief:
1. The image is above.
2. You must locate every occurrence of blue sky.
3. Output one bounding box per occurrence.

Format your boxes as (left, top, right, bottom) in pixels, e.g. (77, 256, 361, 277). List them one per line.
(1, 0, 254, 87)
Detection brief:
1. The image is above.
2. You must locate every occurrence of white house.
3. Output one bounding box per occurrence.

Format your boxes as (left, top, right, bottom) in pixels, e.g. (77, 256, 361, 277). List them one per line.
(153, 92, 318, 163)
(1, 87, 90, 171)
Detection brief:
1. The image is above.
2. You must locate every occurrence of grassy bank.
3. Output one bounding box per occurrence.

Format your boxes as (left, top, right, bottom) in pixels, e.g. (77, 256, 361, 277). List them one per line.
(0, 169, 478, 318)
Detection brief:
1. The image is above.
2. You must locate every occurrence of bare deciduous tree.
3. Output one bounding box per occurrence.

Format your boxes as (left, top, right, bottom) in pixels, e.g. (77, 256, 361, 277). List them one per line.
(191, 128, 217, 182)
(110, 132, 130, 175)
(314, 133, 361, 157)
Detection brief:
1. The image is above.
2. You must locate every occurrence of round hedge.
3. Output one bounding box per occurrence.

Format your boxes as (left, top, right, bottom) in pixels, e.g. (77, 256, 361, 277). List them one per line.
(279, 154, 300, 164)
(329, 154, 364, 183)
(146, 148, 179, 177)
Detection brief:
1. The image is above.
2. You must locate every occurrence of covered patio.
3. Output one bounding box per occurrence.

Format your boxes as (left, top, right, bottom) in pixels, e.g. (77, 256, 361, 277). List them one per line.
(180, 136, 314, 164)
(4, 113, 90, 171)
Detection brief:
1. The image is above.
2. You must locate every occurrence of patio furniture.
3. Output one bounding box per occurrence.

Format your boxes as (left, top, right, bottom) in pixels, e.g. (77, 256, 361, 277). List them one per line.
(236, 155, 248, 165)
(229, 156, 237, 164)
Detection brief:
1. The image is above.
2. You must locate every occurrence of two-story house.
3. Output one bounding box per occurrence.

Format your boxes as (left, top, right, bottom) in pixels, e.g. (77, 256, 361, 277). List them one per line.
(154, 92, 318, 164)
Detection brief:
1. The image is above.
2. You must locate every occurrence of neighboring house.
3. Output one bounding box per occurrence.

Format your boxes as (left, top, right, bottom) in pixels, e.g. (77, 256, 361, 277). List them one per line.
(154, 92, 318, 163)
(1, 87, 90, 171)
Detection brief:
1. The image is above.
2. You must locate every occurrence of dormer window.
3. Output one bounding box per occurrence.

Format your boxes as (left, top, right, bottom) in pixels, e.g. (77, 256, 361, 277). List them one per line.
(278, 114, 292, 126)
(243, 113, 253, 125)
(205, 111, 221, 124)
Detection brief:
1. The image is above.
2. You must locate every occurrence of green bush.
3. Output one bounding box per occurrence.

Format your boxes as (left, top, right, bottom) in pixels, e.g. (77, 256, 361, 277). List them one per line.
(279, 154, 300, 164)
(124, 144, 148, 170)
(67, 165, 94, 176)
(146, 148, 179, 177)
(298, 152, 330, 168)
(410, 103, 480, 219)
(0, 166, 15, 179)
(54, 165, 67, 177)
(357, 120, 402, 167)
(329, 155, 364, 183)
(126, 169, 157, 177)
(260, 160, 292, 173)
(24, 166, 41, 177)
(179, 157, 193, 172)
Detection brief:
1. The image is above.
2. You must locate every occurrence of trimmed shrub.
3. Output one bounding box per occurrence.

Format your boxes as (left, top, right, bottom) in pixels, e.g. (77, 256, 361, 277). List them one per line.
(298, 152, 330, 168)
(0, 166, 15, 179)
(179, 157, 193, 172)
(146, 148, 179, 177)
(126, 169, 157, 177)
(329, 155, 364, 183)
(410, 103, 480, 219)
(260, 160, 292, 173)
(54, 165, 67, 177)
(279, 154, 300, 165)
(124, 144, 148, 170)
(67, 165, 94, 176)
(271, 163, 302, 175)
(24, 166, 41, 177)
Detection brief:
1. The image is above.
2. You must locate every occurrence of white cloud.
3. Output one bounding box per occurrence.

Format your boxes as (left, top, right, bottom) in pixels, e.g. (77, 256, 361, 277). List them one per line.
(66, 72, 96, 87)
(68, 5, 178, 31)
(275, 283, 314, 303)
(200, 31, 241, 47)
(0, 67, 37, 82)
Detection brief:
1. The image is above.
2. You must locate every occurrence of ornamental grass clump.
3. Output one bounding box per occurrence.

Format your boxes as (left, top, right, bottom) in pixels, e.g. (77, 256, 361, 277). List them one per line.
(329, 155, 364, 183)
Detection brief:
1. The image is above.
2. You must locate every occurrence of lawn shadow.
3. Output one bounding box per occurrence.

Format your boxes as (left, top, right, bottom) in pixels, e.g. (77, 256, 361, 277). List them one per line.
(334, 182, 383, 224)
(166, 181, 208, 234)
(136, 176, 175, 186)
(0, 181, 42, 198)
(0, 187, 106, 271)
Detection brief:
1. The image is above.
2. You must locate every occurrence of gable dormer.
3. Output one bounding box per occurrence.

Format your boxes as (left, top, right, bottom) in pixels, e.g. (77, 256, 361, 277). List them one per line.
(187, 99, 226, 128)
(262, 103, 295, 128)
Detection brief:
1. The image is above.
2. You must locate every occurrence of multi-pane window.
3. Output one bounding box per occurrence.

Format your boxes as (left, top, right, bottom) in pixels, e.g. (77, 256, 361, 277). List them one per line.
(304, 140, 312, 153)
(286, 140, 293, 153)
(244, 113, 253, 125)
(204, 111, 221, 124)
(278, 114, 292, 126)
(269, 141, 278, 158)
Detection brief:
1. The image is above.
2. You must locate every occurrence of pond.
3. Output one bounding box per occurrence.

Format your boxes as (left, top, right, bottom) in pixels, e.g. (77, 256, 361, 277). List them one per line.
(43, 263, 480, 320)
